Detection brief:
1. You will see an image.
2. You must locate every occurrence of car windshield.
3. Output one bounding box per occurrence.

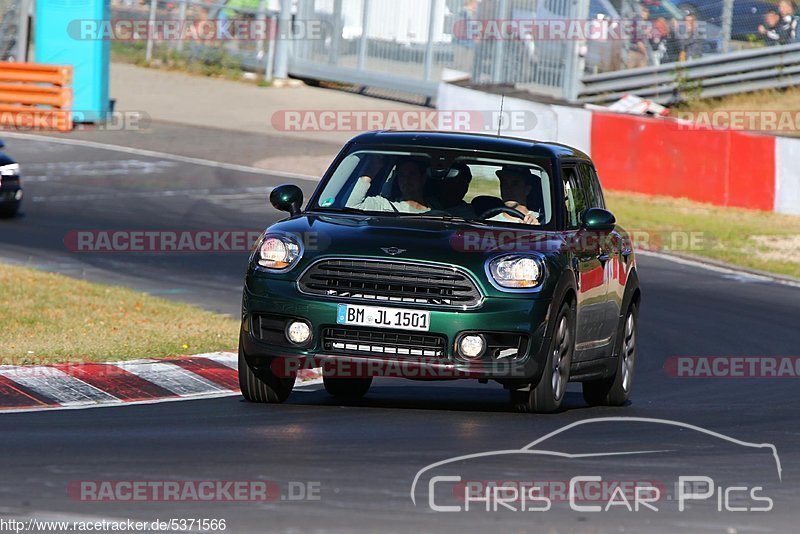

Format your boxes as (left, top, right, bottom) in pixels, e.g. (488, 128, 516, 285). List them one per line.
(312, 148, 554, 227)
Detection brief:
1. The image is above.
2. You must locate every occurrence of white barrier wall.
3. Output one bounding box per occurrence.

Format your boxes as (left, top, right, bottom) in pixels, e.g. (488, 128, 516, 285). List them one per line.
(436, 84, 592, 155)
(775, 137, 800, 216)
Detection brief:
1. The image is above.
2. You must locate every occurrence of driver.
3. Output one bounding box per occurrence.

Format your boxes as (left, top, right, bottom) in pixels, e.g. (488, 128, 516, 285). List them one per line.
(346, 157, 431, 213)
(487, 165, 541, 225)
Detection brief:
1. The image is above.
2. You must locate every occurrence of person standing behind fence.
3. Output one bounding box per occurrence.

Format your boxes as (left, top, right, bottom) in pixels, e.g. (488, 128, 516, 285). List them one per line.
(626, 3, 651, 69)
(675, 14, 703, 61)
(759, 9, 792, 46)
(778, 0, 799, 42)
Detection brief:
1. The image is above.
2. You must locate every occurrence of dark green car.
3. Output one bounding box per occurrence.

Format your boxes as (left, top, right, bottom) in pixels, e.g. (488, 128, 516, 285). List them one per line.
(239, 131, 641, 413)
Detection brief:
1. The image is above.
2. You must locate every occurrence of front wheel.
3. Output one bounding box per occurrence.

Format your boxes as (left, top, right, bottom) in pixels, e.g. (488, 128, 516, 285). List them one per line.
(511, 301, 574, 413)
(583, 303, 638, 406)
(0, 202, 19, 219)
(238, 339, 295, 403)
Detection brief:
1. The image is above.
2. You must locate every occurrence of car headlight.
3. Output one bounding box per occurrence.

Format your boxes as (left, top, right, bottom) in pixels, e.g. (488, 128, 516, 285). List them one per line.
(257, 234, 302, 270)
(0, 163, 19, 177)
(488, 255, 545, 289)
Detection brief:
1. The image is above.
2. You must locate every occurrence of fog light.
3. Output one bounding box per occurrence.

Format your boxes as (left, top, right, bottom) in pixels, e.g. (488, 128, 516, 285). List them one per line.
(286, 321, 311, 345)
(459, 335, 485, 359)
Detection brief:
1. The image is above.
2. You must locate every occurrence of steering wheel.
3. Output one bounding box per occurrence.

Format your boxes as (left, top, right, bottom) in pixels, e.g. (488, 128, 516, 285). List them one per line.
(479, 206, 528, 221)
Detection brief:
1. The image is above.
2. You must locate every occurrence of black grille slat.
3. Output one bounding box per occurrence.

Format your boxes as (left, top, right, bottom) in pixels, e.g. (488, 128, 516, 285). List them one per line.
(322, 327, 448, 359)
(299, 259, 482, 308)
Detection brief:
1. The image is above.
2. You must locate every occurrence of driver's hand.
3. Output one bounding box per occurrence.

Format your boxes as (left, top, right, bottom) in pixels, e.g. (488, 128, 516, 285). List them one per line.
(522, 212, 540, 225)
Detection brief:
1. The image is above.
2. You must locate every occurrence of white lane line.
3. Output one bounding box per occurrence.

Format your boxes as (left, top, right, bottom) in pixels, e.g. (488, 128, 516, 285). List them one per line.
(31, 185, 274, 203)
(113, 360, 228, 396)
(637, 250, 800, 289)
(0, 131, 319, 181)
(0, 367, 119, 406)
(195, 352, 238, 370)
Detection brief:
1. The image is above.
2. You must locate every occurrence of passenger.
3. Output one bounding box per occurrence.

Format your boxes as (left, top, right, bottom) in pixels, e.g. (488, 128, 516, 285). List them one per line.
(347, 157, 431, 213)
(488, 165, 540, 225)
(438, 163, 476, 219)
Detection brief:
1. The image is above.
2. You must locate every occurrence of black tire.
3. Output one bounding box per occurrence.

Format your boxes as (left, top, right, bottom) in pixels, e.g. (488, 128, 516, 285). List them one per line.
(238, 339, 295, 403)
(583, 303, 638, 407)
(511, 301, 575, 413)
(0, 202, 19, 219)
(323, 376, 373, 400)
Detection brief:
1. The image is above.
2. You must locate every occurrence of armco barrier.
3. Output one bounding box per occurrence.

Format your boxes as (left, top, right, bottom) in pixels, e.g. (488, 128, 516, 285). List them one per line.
(437, 83, 800, 216)
(0, 62, 73, 132)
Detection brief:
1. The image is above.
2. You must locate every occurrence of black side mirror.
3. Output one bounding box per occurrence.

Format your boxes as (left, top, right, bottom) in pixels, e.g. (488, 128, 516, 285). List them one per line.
(582, 207, 616, 231)
(0, 139, 5, 149)
(270, 184, 303, 216)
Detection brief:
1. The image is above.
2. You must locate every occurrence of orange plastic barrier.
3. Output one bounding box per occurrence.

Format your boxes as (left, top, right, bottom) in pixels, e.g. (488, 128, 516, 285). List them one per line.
(591, 112, 776, 211)
(0, 105, 73, 132)
(0, 62, 72, 86)
(0, 62, 74, 132)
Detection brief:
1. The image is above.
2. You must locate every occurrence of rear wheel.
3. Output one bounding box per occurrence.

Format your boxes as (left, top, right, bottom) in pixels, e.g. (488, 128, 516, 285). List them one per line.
(511, 301, 574, 413)
(583, 303, 638, 406)
(238, 338, 295, 403)
(323, 376, 373, 400)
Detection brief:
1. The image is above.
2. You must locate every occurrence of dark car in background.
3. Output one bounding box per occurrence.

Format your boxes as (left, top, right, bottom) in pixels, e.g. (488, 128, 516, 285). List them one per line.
(0, 139, 22, 218)
(238, 131, 641, 413)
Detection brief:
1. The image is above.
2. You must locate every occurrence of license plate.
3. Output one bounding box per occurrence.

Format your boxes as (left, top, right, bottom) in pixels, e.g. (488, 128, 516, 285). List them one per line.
(336, 304, 430, 332)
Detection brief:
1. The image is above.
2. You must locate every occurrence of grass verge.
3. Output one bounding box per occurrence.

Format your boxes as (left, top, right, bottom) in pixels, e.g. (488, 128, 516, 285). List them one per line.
(606, 191, 800, 279)
(0, 263, 238, 365)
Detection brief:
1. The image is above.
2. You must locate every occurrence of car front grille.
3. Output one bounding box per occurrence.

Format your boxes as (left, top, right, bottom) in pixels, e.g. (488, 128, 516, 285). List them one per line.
(322, 327, 448, 359)
(298, 258, 482, 308)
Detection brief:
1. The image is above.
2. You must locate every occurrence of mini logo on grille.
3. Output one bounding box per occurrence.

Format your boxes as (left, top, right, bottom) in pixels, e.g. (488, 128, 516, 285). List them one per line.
(381, 247, 406, 256)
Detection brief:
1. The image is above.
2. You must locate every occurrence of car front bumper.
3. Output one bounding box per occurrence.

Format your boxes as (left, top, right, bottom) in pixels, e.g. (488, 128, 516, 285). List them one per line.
(240, 273, 554, 383)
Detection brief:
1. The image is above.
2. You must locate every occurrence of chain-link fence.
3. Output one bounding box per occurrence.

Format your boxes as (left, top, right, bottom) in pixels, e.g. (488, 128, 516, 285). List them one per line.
(587, 0, 800, 75)
(0, 0, 29, 61)
(110, 0, 279, 77)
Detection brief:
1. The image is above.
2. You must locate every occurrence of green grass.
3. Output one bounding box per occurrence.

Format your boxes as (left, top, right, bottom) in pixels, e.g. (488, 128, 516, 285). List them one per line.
(111, 41, 253, 81)
(607, 191, 800, 279)
(0, 263, 238, 365)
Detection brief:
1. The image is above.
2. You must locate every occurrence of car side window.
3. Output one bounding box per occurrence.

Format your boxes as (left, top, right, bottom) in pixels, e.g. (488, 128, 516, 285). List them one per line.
(562, 165, 588, 230)
(579, 162, 605, 209)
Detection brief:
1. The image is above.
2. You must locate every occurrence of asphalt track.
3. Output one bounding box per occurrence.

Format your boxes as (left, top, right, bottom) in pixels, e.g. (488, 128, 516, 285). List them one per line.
(1, 129, 799, 532)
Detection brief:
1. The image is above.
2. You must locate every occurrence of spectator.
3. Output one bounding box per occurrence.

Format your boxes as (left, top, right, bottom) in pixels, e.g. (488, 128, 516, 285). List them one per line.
(626, 4, 651, 69)
(649, 16, 670, 65)
(675, 14, 703, 61)
(779, 0, 799, 42)
(759, 9, 792, 46)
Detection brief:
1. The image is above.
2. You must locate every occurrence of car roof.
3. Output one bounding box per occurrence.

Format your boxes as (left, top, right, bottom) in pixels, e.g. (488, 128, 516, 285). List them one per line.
(348, 130, 591, 161)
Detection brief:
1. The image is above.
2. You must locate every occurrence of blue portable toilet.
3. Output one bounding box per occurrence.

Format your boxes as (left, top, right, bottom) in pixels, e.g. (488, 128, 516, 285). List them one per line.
(35, 0, 110, 123)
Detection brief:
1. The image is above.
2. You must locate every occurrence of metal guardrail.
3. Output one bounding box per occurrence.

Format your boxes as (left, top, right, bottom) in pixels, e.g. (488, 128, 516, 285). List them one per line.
(579, 42, 800, 104)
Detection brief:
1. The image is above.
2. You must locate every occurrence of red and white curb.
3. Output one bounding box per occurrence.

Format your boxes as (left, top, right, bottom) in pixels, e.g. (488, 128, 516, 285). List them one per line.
(0, 352, 323, 413)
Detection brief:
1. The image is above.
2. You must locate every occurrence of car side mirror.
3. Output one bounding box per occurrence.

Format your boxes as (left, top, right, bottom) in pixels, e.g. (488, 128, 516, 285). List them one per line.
(582, 207, 616, 231)
(0, 139, 5, 149)
(270, 184, 303, 216)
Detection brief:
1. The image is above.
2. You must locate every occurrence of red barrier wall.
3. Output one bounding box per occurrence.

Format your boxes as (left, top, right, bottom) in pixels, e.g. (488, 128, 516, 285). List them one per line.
(590, 112, 776, 211)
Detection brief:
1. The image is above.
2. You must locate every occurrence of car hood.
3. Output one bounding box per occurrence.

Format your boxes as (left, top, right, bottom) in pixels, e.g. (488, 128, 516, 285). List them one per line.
(265, 213, 567, 295)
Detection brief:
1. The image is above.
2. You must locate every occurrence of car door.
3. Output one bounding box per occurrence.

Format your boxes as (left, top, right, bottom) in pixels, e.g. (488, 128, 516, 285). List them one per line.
(579, 162, 621, 348)
(561, 164, 609, 361)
